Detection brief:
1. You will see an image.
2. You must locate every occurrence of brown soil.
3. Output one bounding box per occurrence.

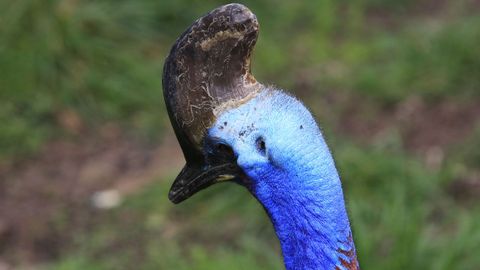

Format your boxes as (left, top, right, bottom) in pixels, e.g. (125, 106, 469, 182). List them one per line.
(332, 94, 480, 204)
(336, 95, 480, 168)
(0, 127, 183, 265)
(448, 173, 480, 205)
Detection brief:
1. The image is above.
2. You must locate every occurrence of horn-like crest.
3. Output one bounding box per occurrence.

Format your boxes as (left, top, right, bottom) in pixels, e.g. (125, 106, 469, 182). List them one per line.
(163, 4, 261, 161)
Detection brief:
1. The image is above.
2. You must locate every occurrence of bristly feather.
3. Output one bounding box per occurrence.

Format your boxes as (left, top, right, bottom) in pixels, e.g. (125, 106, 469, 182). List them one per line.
(208, 89, 359, 269)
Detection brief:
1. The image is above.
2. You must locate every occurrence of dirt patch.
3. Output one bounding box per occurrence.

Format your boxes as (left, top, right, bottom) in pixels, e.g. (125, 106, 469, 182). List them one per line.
(0, 127, 183, 265)
(398, 97, 480, 152)
(336, 95, 480, 158)
(448, 172, 480, 205)
(332, 94, 480, 203)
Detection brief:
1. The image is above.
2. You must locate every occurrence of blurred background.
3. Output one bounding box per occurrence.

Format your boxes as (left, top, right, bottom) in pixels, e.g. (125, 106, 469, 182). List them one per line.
(1, 0, 480, 269)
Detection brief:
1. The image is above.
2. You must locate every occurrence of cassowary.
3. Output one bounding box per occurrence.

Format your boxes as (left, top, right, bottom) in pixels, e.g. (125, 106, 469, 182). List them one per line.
(163, 4, 359, 270)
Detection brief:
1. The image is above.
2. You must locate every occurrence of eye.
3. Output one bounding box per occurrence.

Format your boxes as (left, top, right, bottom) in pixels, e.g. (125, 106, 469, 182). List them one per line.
(255, 137, 266, 156)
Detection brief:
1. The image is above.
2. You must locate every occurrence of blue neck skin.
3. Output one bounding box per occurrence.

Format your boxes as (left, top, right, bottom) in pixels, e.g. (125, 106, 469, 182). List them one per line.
(253, 158, 356, 270)
(208, 90, 358, 270)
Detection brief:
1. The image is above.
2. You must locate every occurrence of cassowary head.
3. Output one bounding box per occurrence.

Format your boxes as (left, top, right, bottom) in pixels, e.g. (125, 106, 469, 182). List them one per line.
(164, 3, 337, 204)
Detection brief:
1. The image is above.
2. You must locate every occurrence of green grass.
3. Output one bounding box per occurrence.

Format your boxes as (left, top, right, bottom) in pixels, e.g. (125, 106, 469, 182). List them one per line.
(349, 16, 480, 103)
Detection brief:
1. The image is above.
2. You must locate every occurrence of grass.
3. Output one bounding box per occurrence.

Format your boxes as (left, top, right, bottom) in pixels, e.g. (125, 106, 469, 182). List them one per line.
(1, 0, 479, 269)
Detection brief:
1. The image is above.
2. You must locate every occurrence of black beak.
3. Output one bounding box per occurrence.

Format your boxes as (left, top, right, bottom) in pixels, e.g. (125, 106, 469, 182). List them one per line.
(168, 162, 239, 204)
(162, 4, 261, 204)
(169, 138, 242, 204)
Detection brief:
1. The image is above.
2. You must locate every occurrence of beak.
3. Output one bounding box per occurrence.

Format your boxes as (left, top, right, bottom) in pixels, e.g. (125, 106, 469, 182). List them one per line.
(168, 162, 238, 204)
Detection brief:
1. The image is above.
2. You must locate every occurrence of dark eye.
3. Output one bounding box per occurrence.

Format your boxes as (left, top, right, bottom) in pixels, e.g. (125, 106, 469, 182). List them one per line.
(256, 137, 266, 156)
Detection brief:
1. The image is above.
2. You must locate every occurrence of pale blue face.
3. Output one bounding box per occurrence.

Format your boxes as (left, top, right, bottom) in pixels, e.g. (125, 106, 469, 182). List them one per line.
(206, 89, 339, 198)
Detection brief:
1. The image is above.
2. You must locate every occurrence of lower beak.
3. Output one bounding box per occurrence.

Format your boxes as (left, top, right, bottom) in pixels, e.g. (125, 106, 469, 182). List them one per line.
(168, 162, 238, 204)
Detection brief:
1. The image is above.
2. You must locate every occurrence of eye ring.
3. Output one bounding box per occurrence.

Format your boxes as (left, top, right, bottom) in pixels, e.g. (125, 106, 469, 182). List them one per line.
(255, 137, 266, 156)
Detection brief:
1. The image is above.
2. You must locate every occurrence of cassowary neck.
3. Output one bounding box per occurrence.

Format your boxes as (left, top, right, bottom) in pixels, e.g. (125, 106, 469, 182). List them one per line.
(251, 156, 359, 270)
(210, 90, 359, 269)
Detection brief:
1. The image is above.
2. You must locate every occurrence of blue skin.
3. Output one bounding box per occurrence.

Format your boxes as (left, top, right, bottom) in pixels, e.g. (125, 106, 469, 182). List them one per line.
(207, 89, 357, 270)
